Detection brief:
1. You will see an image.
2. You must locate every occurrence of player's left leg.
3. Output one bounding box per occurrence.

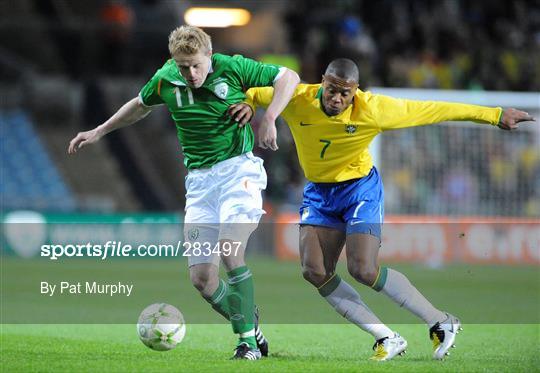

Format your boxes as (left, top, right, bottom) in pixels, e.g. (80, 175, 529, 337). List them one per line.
(217, 152, 268, 360)
(372, 264, 460, 360)
(190, 233, 267, 359)
(344, 167, 460, 359)
(345, 233, 460, 359)
(345, 231, 442, 310)
(220, 221, 260, 360)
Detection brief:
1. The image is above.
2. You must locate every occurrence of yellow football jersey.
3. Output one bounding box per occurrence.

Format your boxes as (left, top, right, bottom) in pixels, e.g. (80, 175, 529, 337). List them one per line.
(245, 84, 502, 183)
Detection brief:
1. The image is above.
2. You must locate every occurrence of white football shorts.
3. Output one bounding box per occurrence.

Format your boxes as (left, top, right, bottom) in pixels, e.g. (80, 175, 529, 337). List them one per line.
(183, 152, 267, 266)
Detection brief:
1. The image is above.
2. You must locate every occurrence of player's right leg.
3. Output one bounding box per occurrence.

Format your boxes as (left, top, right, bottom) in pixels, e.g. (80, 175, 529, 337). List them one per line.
(299, 224, 401, 361)
(184, 223, 225, 307)
(189, 262, 220, 298)
(185, 223, 240, 328)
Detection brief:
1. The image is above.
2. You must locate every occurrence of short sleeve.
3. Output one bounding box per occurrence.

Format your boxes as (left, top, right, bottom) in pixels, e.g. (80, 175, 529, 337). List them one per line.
(139, 72, 165, 107)
(232, 55, 283, 89)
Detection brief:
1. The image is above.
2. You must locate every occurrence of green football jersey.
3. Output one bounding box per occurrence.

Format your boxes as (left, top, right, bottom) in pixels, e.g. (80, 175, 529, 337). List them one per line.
(139, 53, 282, 169)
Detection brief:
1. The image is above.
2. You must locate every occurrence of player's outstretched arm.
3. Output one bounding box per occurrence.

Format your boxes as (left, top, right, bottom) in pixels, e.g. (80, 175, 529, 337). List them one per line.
(258, 68, 299, 151)
(498, 108, 536, 130)
(68, 97, 153, 154)
(374, 95, 535, 132)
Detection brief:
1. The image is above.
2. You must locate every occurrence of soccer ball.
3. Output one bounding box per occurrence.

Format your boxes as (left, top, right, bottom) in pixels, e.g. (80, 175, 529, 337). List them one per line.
(137, 303, 186, 351)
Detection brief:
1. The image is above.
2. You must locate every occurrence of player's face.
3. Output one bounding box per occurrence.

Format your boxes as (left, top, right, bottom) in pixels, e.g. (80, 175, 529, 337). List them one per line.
(173, 50, 212, 88)
(321, 75, 358, 116)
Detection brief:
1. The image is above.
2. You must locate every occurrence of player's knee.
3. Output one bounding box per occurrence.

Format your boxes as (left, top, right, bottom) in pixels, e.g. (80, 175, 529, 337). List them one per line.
(189, 270, 217, 294)
(348, 265, 378, 286)
(302, 265, 329, 287)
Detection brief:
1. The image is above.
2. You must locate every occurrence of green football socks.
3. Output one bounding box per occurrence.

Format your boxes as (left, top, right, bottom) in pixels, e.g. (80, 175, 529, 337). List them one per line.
(227, 266, 256, 348)
(208, 279, 230, 320)
(205, 267, 257, 349)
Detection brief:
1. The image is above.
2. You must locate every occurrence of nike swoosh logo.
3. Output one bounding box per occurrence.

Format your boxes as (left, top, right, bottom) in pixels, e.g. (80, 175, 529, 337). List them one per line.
(350, 220, 365, 225)
(299, 122, 315, 126)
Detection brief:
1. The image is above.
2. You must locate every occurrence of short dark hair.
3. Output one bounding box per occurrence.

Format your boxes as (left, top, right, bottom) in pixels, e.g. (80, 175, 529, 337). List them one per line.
(325, 58, 359, 83)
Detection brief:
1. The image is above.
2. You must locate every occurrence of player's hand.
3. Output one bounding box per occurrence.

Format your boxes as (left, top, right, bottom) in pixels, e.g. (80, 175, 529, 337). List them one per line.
(228, 103, 253, 128)
(258, 117, 278, 151)
(498, 108, 536, 130)
(68, 128, 102, 154)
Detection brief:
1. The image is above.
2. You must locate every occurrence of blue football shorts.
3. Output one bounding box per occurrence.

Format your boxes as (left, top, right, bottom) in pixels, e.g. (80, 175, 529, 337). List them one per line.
(299, 167, 384, 239)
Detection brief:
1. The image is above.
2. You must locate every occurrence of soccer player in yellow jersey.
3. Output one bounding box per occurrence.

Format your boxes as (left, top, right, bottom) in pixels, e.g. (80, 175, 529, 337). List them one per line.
(230, 58, 535, 361)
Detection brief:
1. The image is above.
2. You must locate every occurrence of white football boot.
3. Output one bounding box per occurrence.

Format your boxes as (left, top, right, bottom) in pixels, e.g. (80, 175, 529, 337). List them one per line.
(430, 313, 462, 360)
(369, 332, 408, 361)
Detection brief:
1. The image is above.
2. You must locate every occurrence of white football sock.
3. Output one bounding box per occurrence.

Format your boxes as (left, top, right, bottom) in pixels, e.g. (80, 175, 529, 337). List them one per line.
(321, 276, 394, 340)
(379, 268, 446, 326)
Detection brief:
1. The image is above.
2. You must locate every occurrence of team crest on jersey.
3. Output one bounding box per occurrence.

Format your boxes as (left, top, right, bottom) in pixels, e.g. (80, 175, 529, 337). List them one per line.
(214, 82, 229, 99)
(345, 124, 358, 134)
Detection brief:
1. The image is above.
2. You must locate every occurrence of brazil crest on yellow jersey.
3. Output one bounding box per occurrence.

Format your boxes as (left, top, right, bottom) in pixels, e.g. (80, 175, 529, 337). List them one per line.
(245, 84, 502, 182)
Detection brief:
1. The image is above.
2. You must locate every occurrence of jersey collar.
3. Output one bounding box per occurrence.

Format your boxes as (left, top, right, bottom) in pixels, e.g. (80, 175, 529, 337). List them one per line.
(316, 86, 323, 100)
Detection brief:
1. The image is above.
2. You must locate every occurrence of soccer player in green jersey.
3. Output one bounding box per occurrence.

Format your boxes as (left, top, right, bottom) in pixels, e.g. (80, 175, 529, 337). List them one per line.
(231, 58, 535, 361)
(69, 25, 299, 360)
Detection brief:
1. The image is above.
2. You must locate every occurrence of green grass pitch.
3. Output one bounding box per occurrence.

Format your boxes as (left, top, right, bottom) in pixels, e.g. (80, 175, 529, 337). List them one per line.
(1, 257, 539, 372)
(2, 324, 538, 372)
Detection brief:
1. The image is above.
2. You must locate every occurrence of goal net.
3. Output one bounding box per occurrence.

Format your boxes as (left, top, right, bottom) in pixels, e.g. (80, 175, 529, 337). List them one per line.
(369, 88, 540, 217)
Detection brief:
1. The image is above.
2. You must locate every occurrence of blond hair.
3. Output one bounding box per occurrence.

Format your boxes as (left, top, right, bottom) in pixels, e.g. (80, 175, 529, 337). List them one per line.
(168, 26, 212, 56)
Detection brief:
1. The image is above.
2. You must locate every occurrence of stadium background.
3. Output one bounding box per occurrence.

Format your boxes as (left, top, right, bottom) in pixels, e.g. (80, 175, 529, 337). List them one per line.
(1, 0, 538, 264)
(1, 1, 539, 372)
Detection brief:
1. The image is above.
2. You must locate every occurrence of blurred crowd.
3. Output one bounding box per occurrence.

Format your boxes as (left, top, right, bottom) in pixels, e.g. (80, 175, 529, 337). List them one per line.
(4, 0, 538, 91)
(381, 125, 540, 217)
(2, 0, 538, 216)
(286, 0, 540, 91)
(1, 0, 187, 80)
